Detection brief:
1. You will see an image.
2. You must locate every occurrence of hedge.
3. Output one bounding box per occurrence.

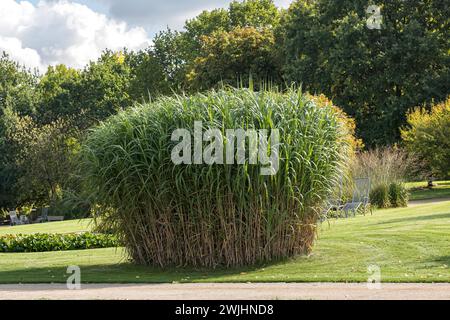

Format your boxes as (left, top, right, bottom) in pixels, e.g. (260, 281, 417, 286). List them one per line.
(0, 232, 119, 253)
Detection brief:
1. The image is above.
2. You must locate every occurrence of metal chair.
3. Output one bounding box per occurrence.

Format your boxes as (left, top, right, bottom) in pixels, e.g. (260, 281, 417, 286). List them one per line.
(321, 176, 344, 221)
(8, 211, 23, 226)
(342, 178, 371, 217)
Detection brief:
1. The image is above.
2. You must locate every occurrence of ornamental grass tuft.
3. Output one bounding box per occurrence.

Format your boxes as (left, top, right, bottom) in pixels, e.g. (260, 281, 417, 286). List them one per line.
(80, 88, 354, 267)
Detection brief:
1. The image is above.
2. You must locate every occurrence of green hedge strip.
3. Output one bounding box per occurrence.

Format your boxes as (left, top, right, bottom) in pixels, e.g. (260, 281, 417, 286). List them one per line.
(0, 233, 119, 253)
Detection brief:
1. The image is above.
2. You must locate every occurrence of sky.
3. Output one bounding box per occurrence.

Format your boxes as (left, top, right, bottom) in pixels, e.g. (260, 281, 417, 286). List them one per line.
(0, 0, 293, 72)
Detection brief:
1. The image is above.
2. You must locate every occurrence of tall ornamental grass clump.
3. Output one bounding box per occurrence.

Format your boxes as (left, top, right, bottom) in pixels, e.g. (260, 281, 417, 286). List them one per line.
(80, 88, 354, 268)
(388, 182, 409, 208)
(351, 147, 415, 188)
(351, 147, 413, 208)
(370, 184, 391, 209)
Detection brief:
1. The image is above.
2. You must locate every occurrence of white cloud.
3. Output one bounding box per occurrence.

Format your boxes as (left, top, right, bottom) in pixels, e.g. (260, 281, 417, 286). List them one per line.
(0, 36, 44, 70)
(0, 0, 151, 72)
(91, 0, 294, 33)
(0, 0, 295, 72)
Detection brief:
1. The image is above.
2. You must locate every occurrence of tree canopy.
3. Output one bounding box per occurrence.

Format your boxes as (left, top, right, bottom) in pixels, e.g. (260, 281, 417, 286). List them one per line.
(280, 0, 449, 146)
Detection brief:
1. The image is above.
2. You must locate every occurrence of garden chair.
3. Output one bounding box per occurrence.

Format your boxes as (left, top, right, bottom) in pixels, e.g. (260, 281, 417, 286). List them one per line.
(321, 177, 344, 221)
(20, 215, 29, 224)
(8, 211, 23, 226)
(342, 178, 371, 217)
(35, 207, 49, 223)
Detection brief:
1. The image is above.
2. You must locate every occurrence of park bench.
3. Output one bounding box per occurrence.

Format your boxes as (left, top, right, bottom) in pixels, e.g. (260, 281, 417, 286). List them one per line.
(47, 216, 65, 222)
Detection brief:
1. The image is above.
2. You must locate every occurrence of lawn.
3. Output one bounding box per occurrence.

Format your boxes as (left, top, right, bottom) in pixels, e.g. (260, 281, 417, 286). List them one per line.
(407, 180, 450, 201)
(0, 201, 449, 284)
(0, 218, 93, 236)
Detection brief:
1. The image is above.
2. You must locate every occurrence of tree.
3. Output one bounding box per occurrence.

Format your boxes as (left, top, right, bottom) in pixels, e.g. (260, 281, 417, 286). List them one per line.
(36, 64, 81, 124)
(401, 97, 450, 179)
(5, 113, 81, 206)
(0, 52, 38, 117)
(281, 0, 450, 146)
(0, 53, 39, 208)
(153, 0, 283, 90)
(77, 50, 133, 128)
(229, 0, 280, 28)
(187, 27, 282, 90)
(153, 29, 189, 90)
(127, 49, 171, 101)
(184, 9, 230, 52)
(183, 0, 280, 54)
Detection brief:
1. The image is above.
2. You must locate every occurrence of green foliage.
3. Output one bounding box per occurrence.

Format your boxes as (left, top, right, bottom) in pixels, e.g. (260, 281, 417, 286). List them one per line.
(36, 65, 81, 124)
(183, 9, 230, 56)
(48, 189, 90, 220)
(280, 0, 450, 146)
(0, 52, 39, 116)
(0, 233, 118, 253)
(153, 29, 191, 89)
(127, 49, 171, 101)
(80, 88, 354, 267)
(229, 0, 280, 28)
(5, 114, 80, 206)
(370, 182, 409, 209)
(154, 0, 282, 90)
(0, 53, 40, 208)
(187, 27, 282, 90)
(0, 209, 6, 221)
(184, 0, 281, 49)
(389, 182, 409, 208)
(370, 184, 391, 208)
(1, 0, 447, 215)
(77, 51, 133, 128)
(401, 97, 450, 179)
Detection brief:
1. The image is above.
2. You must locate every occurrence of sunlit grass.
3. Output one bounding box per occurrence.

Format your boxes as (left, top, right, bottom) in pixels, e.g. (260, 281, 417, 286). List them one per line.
(0, 219, 93, 236)
(407, 180, 450, 201)
(1, 201, 448, 283)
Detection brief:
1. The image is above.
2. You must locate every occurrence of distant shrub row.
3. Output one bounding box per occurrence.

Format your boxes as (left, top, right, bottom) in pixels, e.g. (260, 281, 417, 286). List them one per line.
(0, 233, 119, 253)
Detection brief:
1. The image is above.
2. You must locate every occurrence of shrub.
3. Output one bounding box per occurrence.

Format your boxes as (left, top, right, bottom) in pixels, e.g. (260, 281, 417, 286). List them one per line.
(0, 209, 7, 221)
(0, 232, 119, 253)
(351, 146, 420, 188)
(370, 184, 391, 209)
(388, 182, 409, 208)
(401, 97, 450, 179)
(349, 146, 419, 209)
(80, 88, 354, 267)
(369, 182, 409, 209)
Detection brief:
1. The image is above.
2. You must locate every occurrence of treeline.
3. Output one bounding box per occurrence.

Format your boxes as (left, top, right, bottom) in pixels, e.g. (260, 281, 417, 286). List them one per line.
(0, 0, 449, 211)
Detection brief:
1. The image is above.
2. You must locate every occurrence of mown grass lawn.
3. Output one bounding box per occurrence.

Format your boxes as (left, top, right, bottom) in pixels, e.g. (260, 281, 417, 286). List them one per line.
(0, 201, 449, 284)
(407, 180, 450, 201)
(0, 219, 93, 236)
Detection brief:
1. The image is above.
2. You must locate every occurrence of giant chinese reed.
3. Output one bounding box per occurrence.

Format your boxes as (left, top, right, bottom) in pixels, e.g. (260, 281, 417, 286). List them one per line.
(80, 88, 354, 267)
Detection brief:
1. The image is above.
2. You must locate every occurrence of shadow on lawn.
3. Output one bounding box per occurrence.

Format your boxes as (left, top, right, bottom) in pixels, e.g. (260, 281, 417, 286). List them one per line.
(429, 255, 450, 266)
(0, 260, 287, 284)
(376, 212, 450, 226)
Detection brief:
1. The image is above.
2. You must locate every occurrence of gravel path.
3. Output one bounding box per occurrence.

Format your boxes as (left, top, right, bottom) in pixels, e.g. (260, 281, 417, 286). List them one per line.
(1, 283, 450, 300)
